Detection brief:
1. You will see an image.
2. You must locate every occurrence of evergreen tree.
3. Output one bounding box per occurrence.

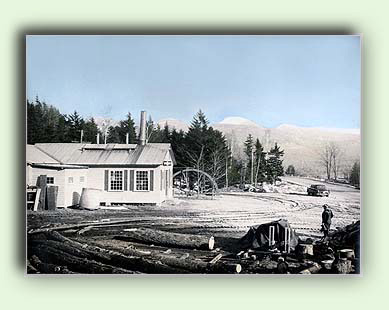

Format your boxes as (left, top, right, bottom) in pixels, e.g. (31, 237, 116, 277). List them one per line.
(285, 165, 296, 176)
(119, 112, 137, 143)
(170, 128, 186, 167)
(266, 143, 285, 184)
(254, 138, 267, 184)
(350, 161, 360, 186)
(243, 134, 254, 182)
(106, 125, 121, 143)
(162, 123, 171, 143)
(83, 117, 100, 143)
(66, 110, 84, 142)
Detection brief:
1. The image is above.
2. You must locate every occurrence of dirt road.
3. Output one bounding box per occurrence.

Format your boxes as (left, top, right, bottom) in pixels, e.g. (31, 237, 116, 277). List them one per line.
(28, 177, 360, 241)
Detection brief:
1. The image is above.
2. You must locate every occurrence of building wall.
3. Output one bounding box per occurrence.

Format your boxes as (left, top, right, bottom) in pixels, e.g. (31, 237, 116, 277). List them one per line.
(63, 168, 88, 207)
(28, 166, 66, 207)
(86, 165, 173, 205)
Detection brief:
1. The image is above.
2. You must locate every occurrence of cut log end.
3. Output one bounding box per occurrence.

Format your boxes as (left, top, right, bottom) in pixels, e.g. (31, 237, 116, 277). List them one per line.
(208, 236, 215, 250)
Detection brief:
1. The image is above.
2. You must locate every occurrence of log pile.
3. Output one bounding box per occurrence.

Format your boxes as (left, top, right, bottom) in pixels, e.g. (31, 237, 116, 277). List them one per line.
(27, 227, 241, 274)
(27, 219, 360, 275)
(329, 221, 360, 250)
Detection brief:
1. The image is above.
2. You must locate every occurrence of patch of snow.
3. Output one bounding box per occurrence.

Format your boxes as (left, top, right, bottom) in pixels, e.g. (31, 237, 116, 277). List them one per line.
(218, 117, 260, 127)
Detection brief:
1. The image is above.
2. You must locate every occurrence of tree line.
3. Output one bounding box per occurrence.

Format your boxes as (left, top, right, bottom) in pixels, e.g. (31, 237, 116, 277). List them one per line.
(27, 98, 286, 187)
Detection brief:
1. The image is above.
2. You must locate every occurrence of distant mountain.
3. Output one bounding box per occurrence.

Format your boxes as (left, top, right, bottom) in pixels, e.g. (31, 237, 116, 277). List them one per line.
(212, 120, 360, 177)
(94, 117, 119, 133)
(156, 119, 189, 132)
(99, 115, 360, 177)
(219, 116, 261, 127)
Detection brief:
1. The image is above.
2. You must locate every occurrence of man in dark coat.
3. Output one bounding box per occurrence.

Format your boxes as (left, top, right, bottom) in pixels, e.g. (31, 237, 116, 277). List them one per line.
(321, 204, 334, 241)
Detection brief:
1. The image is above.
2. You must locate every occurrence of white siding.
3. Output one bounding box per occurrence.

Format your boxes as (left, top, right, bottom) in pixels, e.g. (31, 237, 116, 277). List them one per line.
(87, 166, 168, 204)
(63, 169, 88, 207)
(28, 167, 66, 207)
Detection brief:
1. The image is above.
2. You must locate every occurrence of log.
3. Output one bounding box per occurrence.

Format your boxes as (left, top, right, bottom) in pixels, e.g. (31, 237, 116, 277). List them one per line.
(338, 249, 355, 260)
(299, 262, 322, 274)
(28, 219, 138, 234)
(43, 231, 187, 274)
(209, 254, 223, 264)
(29, 243, 140, 274)
(115, 228, 215, 250)
(29, 255, 74, 274)
(335, 258, 353, 274)
(89, 240, 241, 274)
(27, 259, 38, 274)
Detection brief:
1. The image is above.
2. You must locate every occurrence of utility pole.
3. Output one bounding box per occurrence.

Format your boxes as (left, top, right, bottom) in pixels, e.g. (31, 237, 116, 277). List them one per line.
(80, 130, 84, 143)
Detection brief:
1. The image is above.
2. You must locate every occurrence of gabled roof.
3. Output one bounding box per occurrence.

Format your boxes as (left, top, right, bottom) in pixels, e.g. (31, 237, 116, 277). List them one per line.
(33, 143, 175, 166)
(26, 145, 60, 165)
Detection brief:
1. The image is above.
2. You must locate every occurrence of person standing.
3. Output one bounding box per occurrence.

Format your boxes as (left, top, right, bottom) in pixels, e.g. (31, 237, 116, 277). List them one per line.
(321, 204, 334, 241)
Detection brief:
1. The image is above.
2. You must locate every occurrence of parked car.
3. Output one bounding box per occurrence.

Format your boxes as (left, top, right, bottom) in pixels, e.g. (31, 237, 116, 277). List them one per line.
(307, 184, 330, 197)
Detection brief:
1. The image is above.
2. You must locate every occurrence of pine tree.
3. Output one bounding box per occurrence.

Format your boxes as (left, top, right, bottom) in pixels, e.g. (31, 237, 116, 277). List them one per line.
(266, 143, 285, 184)
(243, 134, 254, 183)
(106, 125, 121, 143)
(83, 117, 100, 143)
(285, 165, 296, 176)
(119, 112, 137, 143)
(67, 111, 84, 142)
(254, 138, 267, 185)
(349, 161, 360, 186)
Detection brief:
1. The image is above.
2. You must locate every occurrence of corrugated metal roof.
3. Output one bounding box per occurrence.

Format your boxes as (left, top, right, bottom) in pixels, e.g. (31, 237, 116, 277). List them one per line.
(26, 145, 60, 164)
(34, 143, 174, 166)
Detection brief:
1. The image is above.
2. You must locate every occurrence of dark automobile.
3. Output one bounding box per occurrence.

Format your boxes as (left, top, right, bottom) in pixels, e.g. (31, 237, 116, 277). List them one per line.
(307, 184, 330, 197)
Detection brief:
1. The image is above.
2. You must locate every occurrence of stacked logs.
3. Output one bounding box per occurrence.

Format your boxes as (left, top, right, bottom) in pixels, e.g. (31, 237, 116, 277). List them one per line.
(27, 228, 241, 274)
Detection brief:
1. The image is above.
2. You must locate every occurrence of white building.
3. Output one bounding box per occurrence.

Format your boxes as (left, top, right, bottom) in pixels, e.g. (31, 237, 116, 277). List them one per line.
(26, 112, 176, 208)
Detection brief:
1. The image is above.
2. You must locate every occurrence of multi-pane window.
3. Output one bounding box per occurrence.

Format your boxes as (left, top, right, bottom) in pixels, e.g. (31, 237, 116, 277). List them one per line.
(47, 177, 54, 184)
(136, 171, 149, 191)
(110, 170, 123, 191)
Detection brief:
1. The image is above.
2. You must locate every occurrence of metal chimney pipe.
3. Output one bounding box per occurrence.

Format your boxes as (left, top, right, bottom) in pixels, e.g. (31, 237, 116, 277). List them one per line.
(126, 133, 129, 144)
(139, 111, 147, 146)
(96, 133, 100, 144)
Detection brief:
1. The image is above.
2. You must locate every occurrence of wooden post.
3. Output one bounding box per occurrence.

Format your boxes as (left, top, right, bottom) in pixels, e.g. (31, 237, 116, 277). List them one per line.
(33, 188, 41, 211)
(37, 175, 47, 210)
(284, 227, 291, 253)
(269, 226, 275, 247)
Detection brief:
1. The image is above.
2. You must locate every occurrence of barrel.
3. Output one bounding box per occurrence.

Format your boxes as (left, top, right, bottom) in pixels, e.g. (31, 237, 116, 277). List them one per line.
(79, 188, 102, 210)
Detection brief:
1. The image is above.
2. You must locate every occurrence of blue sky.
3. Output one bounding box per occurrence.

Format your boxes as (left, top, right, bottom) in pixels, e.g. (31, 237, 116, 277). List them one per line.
(26, 35, 361, 128)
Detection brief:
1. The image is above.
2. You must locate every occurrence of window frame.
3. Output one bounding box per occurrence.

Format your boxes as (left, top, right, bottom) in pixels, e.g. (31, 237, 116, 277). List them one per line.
(134, 169, 150, 192)
(108, 169, 125, 192)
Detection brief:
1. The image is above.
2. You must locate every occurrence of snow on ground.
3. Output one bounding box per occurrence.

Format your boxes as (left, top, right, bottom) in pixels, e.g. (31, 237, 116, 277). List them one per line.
(28, 177, 360, 241)
(161, 178, 360, 238)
